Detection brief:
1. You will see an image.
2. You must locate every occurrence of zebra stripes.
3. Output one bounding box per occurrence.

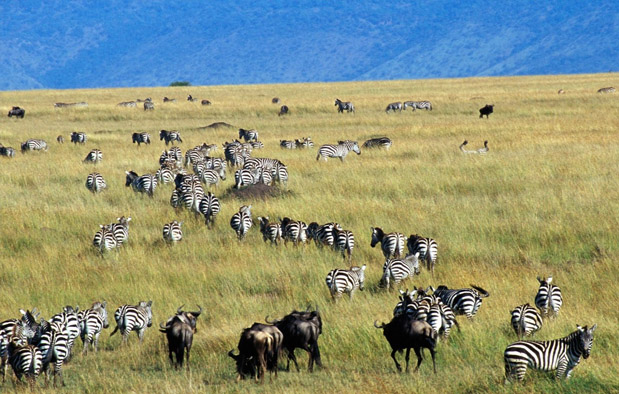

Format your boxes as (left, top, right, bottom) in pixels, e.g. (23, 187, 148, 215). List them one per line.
(110, 301, 153, 344)
(385, 102, 402, 113)
(510, 304, 543, 339)
(235, 168, 259, 189)
(433, 285, 489, 320)
(316, 141, 361, 162)
(78, 301, 109, 354)
(111, 216, 131, 245)
(379, 253, 420, 290)
(258, 216, 282, 245)
(0, 145, 16, 158)
(535, 276, 563, 319)
(21, 139, 48, 153)
(332, 228, 354, 262)
(199, 166, 226, 188)
(325, 265, 366, 301)
(132, 132, 151, 145)
(125, 171, 157, 197)
(8, 341, 42, 384)
(199, 192, 221, 228)
(230, 205, 253, 240)
(70, 132, 87, 144)
(459, 140, 489, 154)
(83, 149, 103, 164)
(85, 173, 107, 193)
(403, 101, 432, 111)
(239, 128, 259, 142)
(93, 225, 118, 253)
(50, 306, 80, 360)
(407, 234, 438, 275)
(280, 217, 307, 245)
(504, 325, 596, 382)
(172, 175, 204, 217)
(334, 98, 355, 113)
(163, 220, 183, 243)
(371, 227, 406, 259)
(1, 318, 36, 383)
(159, 130, 183, 145)
(38, 322, 69, 387)
(280, 140, 296, 149)
(363, 137, 392, 150)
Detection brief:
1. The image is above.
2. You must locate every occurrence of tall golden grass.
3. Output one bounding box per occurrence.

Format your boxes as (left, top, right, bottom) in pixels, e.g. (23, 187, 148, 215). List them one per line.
(0, 73, 617, 393)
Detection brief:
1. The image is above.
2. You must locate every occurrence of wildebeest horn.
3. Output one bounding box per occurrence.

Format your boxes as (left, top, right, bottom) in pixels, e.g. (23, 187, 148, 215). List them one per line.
(374, 320, 385, 329)
(265, 316, 276, 324)
(191, 305, 203, 317)
(228, 350, 239, 360)
(177, 305, 184, 314)
(159, 322, 168, 332)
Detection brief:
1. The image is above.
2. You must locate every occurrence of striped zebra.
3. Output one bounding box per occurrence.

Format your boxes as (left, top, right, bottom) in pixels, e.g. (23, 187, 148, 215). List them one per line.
(363, 137, 392, 150)
(174, 177, 205, 218)
(20, 139, 48, 153)
(93, 224, 118, 253)
(535, 276, 563, 319)
(433, 285, 489, 320)
(316, 141, 361, 162)
(296, 137, 314, 148)
(235, 168, 259, 189)
(50, 306, 80, 361)
(332, 228, 354, 262)
(244, 157, 282, 173)
(163, 220, 184, 243)
(156, 168, 177, 184)
(504, 324, 597, 382)
(143, 101, 154, 111)
(38, 322, 69, 387)
(110, 216, 131, 245)
(8, 340, 42, 385)
(258, 216, 282, 245)
(325, 265, 366, 301)
(118, 101, 137, 107)
(159, 130, 183, 145)
(0, 146, 16, 158)
(597, 87, 615, 94)
(379, 253, 420, 290)
(223, 142, 249, 167)
(280, 140, 296, 149)
(132, 132, 151, 145)
(280, 217, 307, 245)
(407, 234, 438, 276)
(70, 132, 87, 144)
(125, 171, 157, 197)
(110, 301, 153, 344)
(334, 98, 355, 113)
(230, 205, 252, 240)
(83, 149, 103, 164)
(57, 135, 65, 144)
(403, 101, 432, 111)
(371, 227, 406, 259)
(250, 141, 264, 149)
(199, 166, 226, 188)
(78, 301, 109, 354)
(511, 304, 543, 339)
(385, 102, 402, 113)
(238, 128, 259, 142)
(1, 319, 36, 383)
(271, 163, 289, 186)
(459, 140, 489, 154)
(199, 192, 220, 228)
(314, 222, 342, 247)
(85, 173, 107, 193)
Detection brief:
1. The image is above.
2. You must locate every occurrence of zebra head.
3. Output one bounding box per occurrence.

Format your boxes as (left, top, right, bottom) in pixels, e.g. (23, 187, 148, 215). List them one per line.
(578, 325, 597, 359)
(352, 265, 366, 291)
(139, 301, 153, 327)
(370, 227, 384, 247)
(406, 253, 421, 275)
(351, 142, 361, 155)
(93, 301, 109, 328)
(125, 171, 139, 186)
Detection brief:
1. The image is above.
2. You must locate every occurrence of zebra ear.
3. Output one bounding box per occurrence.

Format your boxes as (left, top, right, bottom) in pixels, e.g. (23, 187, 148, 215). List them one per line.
(19, 309, 26, 316)
(577, 325, 583, 332)
(590, 324, 597, 333)
(547, 276, 553, 283)
(361, 265, 366, 271)
(147, 300, 153, 307)
(536, 276, 542, 283)
(102, 301, 107, 308)
(100, 225, 105, 229)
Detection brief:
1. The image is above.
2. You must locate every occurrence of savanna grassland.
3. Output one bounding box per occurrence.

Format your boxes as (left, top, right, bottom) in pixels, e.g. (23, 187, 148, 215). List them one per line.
(0, 73, 617, 393)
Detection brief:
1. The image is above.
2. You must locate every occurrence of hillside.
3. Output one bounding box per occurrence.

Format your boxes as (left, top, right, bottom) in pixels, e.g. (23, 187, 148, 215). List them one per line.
(1, 1, 617, 90)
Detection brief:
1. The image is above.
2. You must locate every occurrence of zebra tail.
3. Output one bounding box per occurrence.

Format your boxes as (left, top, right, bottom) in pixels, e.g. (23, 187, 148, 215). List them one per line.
(316, 153, 321, 161)
(109, 325, 119, 337)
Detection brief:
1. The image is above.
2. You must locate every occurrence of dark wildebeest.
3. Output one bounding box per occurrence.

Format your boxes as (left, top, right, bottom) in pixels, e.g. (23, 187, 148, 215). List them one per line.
(278, 105, 289, 116)
(132, 132, 151, 146)
(272, 97, 281, 104)
(228, 323, 283, 382)
(163, 97, 177, 103)
(7, 106, 25, 118)
(479, 104, 494, 118)
(159, 305, 202, 370)
(374, 314, 437, 373)
(187, 95, 198, 102)
(201, 99, 211, 106)
(265, 308, 323, 372)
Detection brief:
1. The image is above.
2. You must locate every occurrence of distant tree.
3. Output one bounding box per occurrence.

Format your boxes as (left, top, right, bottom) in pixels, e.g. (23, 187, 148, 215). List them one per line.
(170, 81, 191, 87)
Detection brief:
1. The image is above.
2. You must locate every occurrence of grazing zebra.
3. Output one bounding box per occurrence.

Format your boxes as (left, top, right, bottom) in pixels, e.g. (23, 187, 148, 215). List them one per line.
(0, 146, 16, 158)
(459, 140, 489, 154)
(93, 224, 118, 253)
(230, 205, 252, 240)
(535, 276, 563, 319)
(243, 157, 282, 173)
(385, 102, 402, 113)
(50, 306, 80, 360)
(334, 98, 355, 113)
(280, 140, 296, 149)
(325, 265, 366, 301)
(278, 105, 289, 116)
(199, 192, 220, 228)
(597, 87, 615, 94)
(433, 285, 489, 320)
(223, 142, 249, 167)
(363, 137, 392, 150)
(56, 135, 64, 144)
(296, 137, 314, 148)
(70, 132, 87, 144)
(8, 340, 42, 385)
(159, 130, 183, 145)
(117, 101, 137, 107)
(163, 96, 177, 103)
(144, 101, 154, 111)
(85, 173, 107, 193)
(110, 301, 153, 344)
(238, 128, 259, 142)
(511, 304, 543, 339)
(379, 253, 420, 290)
(175, 177, 205, 218)
(79, 301, 109, 354)
(83, 149, 103, 164)
(258, 217, 282, 245)
(163, 220, 184, 243)
(407, 234, 438, 276)
(132, 132, 151, 145)
(332, 228, 355, 262)
(371, 227, 406, 259)
(20, 139, 48, 153)
(38, 322, 69, 387)
(110, 216, 131, 245)
(125, 171, 157, 197)
(403, 101, 433, 111)
(280, 217, 307, 245)
(504, 324, 597, 382)
(316, 141, 361, 162)
(250, 141, 264, 149)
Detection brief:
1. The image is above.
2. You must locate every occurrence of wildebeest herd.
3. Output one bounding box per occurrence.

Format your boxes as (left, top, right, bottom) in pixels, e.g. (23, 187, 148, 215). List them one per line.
(0, 89, 605, 388)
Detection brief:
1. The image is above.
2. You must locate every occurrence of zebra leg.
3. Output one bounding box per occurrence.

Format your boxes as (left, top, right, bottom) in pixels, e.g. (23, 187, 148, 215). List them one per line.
(390, 349, 402, 372)
(94, 332, 100, 352)
(55, 360, 64, 387)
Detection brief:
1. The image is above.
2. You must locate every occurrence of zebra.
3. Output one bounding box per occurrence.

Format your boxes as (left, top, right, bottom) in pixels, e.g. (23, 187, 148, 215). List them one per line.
(110, 216, 131, 245)
(54, 102, 87, 108)
(187, 95, 198, 102)
(280, 140, 296, 149)
(0, 319, 36, 383)
(332, 228, 355, 262)
(144, 101, 154, 111)
(159, 130, 183, 145)
(125, 171, 157, 197)
(244, 157, 282, 173)
(511, 304, 543, 339)
(433, 285, 489, 320)
(0, 146, 16, 158)
(407, 234, 438, 276)
(504, 324, 597, 382)
(371, 227, 406, 259)
(235, 168, 259, 189)
(56, 135, 64, 144)
(334, 98, 355, 113)
(238, 128, 259, 142)
(199, 192, 220, 228)
(37, 321, 69, 387)
(272, 162, 289, 186)
(78, 301, 109, 354)
(403, 101, 432, 111)
(597, 87, 615, 94)
(325, 265, 366, 301)
(316, 141, 361, 162)
(280, 217, 308, 245)
(459, 140, 489, 154)
(163, 220, 184, 243)
(156, 168, 177, 184)
(132, 132, 151, 145)
(163, 96, 177, 103)
(379, 253, 420, 290)
(83, 149, 103, 164)
(93, 224, 118, 253)
(199, 167, 226, 188)
(70, 132, 87, 144)
(117, 101, 137, 107)
(385, 102, 402, 113)
(250, 141, 264, 149)
(8, 340, 42, 386)
(258, 168, 273, 186)
(272, 97, 280, 104)
(20, 139, 48, 153)
(258, 216, 282, 245)
(230, 205, 252, 240)
(314, 222, 343, 247)
(363, 137, 392, 150)
(296, 137, 314, 148)
(7, 106, 25, 118)
(49, 306, 80, 361)
(535, 276, 563, 319)
(109, 301, 153, 344)
(223, 142, 248, 167)
(174, 177, 205, 218)
(85, 173, 107, 193)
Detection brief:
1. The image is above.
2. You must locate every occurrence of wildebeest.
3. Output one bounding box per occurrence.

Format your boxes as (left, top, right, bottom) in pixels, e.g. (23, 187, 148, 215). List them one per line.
(117, 101, 137, 108)
(132, 132, 151, 146)
(7, 106, 25, 118)
(597, 87, 615, 94)
(272, 97, 281, 104)
(0, 145, 15, 158)
(187, 95, 198, 102)
(335, 98, 355, 113)
(144, 101, 155, 111)
(228, 323, 283, 382)
(278, 105, 289, 116)
(479, 104, 494, 118)
(163, 97, 177, 103)
(265, 308, 323, 372)
(159, 305, 202, 370)
(374, 314, 437, 373)
(201, 99, 211, 106)
(385, 102, 402, 113)
(56, 135, 64, 144)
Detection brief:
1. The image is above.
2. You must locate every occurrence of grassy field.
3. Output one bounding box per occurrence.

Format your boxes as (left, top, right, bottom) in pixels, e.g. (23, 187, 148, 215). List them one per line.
(0, 73, 617, 393)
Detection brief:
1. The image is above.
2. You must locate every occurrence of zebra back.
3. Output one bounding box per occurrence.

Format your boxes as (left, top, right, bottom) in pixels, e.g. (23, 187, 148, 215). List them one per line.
(325, 265, 366, 300)
(163, 221, 183, 243)
(199, 192, 220, 227)
(535, 276, 563, 318)
(510, 303, 543, 338)
(230, 205, 252, 240)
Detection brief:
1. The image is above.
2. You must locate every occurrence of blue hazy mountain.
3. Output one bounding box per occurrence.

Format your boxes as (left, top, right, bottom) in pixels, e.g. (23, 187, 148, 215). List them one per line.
(1, 1, 616, 90)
